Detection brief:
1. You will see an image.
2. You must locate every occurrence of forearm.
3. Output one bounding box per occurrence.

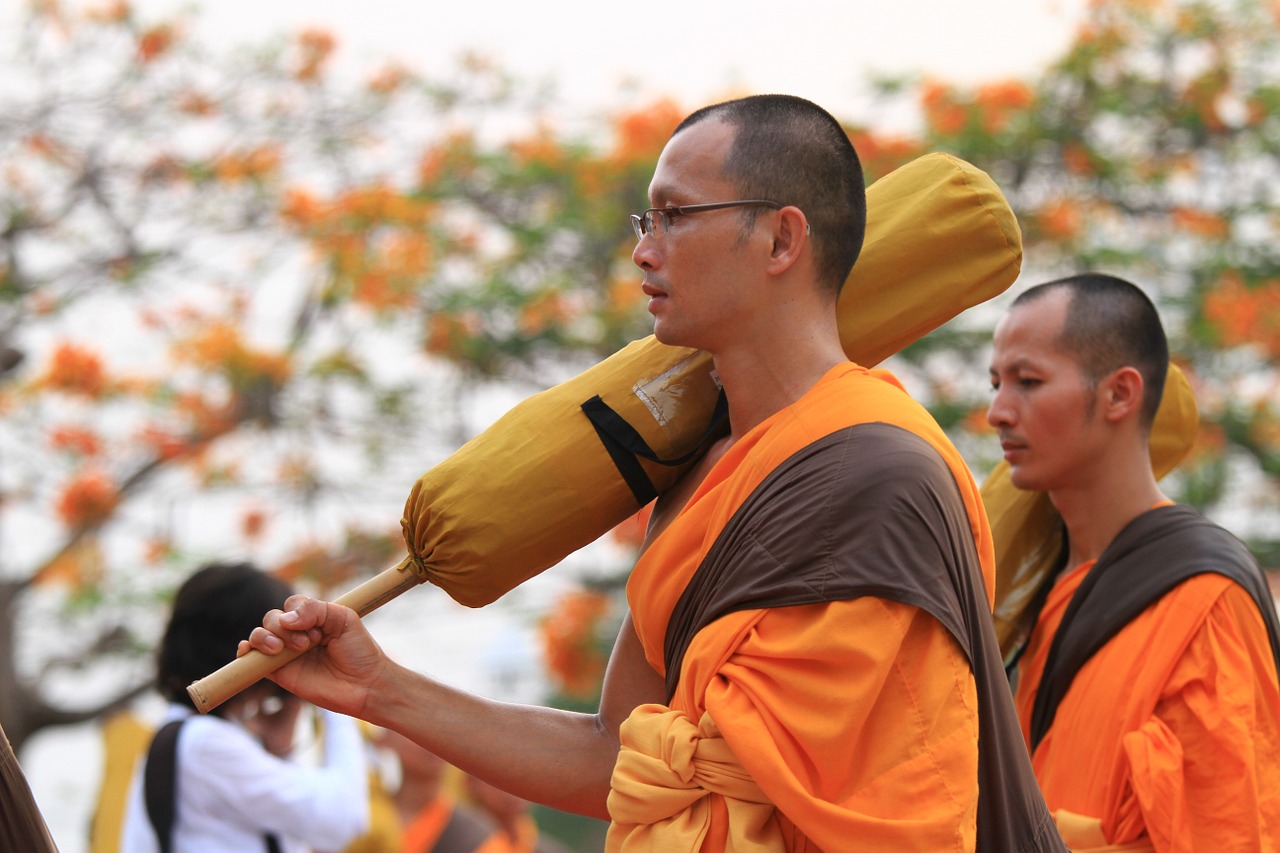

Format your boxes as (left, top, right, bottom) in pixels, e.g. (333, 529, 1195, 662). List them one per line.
(365, 658, 619, 819)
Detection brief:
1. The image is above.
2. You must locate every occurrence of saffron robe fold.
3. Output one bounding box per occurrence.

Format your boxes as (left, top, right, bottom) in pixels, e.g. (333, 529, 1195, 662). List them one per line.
(1015, 505, 1280, 852)
(614, 363, 1063, 852)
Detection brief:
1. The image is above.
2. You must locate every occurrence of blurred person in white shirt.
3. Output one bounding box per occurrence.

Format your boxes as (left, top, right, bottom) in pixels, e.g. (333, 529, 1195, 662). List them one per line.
(120, 561, 368, 853)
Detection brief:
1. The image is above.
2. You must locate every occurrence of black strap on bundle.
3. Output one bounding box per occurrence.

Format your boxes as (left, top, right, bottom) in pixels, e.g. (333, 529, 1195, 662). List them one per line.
(144, 718, 282, 853)
(581, 389, 729, 506)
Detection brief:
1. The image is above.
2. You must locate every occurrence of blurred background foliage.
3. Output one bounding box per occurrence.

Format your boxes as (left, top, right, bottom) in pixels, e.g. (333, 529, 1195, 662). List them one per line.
(871, 0, 1280, 569)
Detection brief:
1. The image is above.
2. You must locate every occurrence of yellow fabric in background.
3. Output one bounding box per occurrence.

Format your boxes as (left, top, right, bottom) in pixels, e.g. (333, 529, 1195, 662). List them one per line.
(89, 711, 152, 853)
(984, 362, 1201, 657)
(403, 152, 1023, 608)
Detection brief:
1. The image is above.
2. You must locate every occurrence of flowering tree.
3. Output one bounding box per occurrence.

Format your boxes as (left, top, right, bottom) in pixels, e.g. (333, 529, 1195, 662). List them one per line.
(861, 0, 1280, 565)
(0, 2, 677, 752)
(9, 0, 1279, 762)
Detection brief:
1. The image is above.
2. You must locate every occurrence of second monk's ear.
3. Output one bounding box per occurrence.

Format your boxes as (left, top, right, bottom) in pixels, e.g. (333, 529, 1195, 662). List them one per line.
(1102, 366, 1145, 422)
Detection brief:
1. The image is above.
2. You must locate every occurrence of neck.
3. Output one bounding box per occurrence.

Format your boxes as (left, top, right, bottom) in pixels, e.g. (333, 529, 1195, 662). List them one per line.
(1050, 442, 1166, 567)
(712, 305, 847, 439)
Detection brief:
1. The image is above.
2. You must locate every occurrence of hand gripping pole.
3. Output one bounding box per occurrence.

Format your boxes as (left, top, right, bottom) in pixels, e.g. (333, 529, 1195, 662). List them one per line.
(186, 557, 425, 714)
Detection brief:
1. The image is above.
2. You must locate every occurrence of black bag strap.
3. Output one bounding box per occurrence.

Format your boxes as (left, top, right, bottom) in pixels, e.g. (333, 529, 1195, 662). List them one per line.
(144, 716, 283, 853)
(580, 389, 728, 506)
(144, 719, 184, 853)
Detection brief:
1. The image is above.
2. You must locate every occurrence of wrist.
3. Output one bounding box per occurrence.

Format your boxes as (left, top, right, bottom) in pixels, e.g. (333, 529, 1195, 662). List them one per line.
(360, 656, 413, 728)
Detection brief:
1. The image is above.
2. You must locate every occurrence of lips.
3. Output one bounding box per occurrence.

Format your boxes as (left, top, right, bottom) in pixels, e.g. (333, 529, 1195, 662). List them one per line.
(641, 279, 669, 313)
(641, 279, 667, 298)
(999, 435, 1026, 459)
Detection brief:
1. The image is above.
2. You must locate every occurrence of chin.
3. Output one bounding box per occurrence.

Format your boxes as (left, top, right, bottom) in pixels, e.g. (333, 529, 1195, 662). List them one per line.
(653, 324, 692, 349)
(1007, 467, 1041, 492)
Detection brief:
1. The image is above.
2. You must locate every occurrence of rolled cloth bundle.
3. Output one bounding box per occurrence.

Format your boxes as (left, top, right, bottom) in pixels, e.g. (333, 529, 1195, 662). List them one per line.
(189, 151, 1023, 712)
(402, 151, 1023, 606)
(984, 361, 1201, 658)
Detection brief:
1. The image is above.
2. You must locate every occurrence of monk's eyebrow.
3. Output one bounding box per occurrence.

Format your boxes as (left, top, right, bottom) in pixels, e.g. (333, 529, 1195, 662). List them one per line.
(647, 178, 693, 208)
(995, 356, 1036, 373)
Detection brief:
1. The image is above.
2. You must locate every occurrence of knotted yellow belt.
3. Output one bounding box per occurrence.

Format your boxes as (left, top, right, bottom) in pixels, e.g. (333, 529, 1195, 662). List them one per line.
(606, 703, 784, 852)
(1053, 810, 1155, 852)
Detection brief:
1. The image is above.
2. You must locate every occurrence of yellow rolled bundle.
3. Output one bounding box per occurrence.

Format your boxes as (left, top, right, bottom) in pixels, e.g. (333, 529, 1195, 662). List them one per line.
(403, 152, 1024, 607)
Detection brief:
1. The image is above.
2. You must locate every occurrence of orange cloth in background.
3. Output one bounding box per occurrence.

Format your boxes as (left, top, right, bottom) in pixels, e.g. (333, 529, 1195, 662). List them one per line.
(403, 795, 454, 852)
(1016, 565, 1280, 852)
(615, 363, 996, 852)
(402, 795, 509, 853)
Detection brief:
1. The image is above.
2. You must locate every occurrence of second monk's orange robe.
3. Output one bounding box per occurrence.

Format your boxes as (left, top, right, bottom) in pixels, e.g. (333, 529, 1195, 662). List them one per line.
(1015, 506, 1280, 853)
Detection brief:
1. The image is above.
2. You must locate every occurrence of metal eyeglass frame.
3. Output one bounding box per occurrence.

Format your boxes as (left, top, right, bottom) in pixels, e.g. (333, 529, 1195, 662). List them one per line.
(630, 199, 784, 240)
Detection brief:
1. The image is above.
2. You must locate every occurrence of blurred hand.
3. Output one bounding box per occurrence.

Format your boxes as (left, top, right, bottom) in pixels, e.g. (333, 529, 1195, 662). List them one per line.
(230, 685, 304, 757)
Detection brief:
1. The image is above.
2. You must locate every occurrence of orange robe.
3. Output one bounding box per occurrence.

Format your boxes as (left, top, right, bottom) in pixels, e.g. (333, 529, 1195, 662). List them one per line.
(1016, 559, 1280, 851)
(612, 363, 1009, 851)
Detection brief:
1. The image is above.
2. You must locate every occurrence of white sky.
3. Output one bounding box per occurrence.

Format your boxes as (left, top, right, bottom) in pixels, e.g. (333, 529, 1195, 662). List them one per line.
(117, 0, 1089, 126)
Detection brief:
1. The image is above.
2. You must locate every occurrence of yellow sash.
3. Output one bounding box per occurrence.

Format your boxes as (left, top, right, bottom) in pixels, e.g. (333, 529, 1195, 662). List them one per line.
(607, 704, 782, 852)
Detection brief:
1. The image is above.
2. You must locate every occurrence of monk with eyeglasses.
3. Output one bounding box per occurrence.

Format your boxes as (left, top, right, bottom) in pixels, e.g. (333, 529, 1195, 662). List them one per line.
(243, 94, 1062, 852)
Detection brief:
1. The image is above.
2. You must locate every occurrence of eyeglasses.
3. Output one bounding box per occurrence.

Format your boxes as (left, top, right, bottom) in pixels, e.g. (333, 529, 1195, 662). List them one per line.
(630, 199, 783, 240)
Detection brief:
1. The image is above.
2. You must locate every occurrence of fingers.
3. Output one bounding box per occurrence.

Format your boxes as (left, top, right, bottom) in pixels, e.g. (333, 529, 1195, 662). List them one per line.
(244, 596, 329, 655)
(283, 592, 313, 613)
(248, 624, 287, 654)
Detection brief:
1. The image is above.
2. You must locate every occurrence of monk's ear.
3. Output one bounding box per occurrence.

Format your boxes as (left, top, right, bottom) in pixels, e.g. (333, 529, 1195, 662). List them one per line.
(1101, 366, 1145, 423)
(764, 206, 808, 276)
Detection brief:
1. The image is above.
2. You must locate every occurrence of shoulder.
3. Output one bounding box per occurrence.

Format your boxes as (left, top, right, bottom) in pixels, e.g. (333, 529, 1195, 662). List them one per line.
(1197, 575, 1277, 638)
(1136, 505, 1253, 562)
(1152, 572, 1242, 628)
(1158, 574, 1280, 690)
(1143, 572, 1276, 667)
(806, 423, 966, 517)
(1106, 506, 1266, 606)
(176, 714, 261, 767)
